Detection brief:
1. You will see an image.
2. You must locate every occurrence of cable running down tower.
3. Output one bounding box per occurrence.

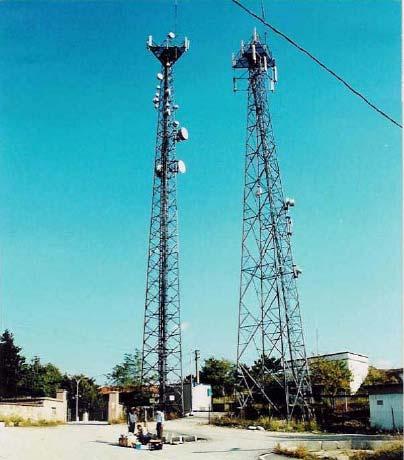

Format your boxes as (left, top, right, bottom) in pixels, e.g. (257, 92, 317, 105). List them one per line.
(233, 30, 312, 420)
(141, 32, 190, 414)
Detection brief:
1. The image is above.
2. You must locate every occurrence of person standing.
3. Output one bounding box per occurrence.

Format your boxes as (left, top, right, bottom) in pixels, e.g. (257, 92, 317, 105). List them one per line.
(155, 408, 164, 439)
(128, 407, 137, 433)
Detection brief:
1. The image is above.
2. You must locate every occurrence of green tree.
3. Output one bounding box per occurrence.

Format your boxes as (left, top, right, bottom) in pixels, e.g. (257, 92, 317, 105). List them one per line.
(106, 351, 142, 387)
(20, 357, 63, 397)
(250, 355, 282, 382)
(0, 329, 26, 398)
(309, 358, 352, 396)
(359, 366, 400, 391)
(41, 363, 64, 396)
(200, 357, 236, 397)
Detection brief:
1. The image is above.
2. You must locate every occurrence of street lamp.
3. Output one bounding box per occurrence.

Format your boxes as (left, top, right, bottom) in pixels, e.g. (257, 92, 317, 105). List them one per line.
(74, 377, 84, 422)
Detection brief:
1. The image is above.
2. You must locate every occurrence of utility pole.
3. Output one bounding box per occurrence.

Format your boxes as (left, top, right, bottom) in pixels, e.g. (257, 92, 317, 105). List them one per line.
(233, 29, 312, 420)
(189, 351, 194, 414)
(141, 32, 190, 415)
(194, 349, 200, 385)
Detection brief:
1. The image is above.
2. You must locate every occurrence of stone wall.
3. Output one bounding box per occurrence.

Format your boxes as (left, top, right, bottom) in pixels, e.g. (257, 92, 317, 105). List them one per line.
(0, 390, 67, 422)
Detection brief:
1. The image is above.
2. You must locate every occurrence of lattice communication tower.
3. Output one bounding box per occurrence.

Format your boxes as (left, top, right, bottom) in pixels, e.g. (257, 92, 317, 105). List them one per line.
(233, 30, 312, 420)
(141, 32, 190, 414)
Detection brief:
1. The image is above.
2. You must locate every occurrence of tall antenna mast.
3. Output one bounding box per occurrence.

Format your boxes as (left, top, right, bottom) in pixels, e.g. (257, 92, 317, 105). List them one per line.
(141, 32, 190, 414)
(232, 30, 312, 420)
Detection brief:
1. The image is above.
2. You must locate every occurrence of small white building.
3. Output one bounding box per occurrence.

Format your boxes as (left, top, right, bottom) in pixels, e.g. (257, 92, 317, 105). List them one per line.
(308, 351, 369, 394)
(368, 380, 403, 431)
(183, 383, 212, 413)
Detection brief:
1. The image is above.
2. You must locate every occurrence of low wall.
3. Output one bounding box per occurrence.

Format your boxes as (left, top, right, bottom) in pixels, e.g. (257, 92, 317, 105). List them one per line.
(0, 390, 67, 422)
(275, 438, 398, 452)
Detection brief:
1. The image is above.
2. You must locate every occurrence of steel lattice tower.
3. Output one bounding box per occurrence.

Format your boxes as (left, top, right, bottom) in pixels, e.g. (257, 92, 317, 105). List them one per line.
(233, 30, 312, 420)
(141, 32, 190, 414)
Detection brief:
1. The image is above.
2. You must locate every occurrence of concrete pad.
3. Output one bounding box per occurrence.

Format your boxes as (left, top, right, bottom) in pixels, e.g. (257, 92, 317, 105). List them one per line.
(321, 441, 352, 451)
(352, 440, 386, 450)
(170, 435, 183, 444)
(321, 441, 339, 450)
(183, 435, 197, 442)
(335, 441, 352, 450)
(302, 441, 323, 451)
(276, 440, 322, 452)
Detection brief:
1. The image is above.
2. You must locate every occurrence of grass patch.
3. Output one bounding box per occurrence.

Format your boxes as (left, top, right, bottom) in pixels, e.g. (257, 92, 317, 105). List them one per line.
(0, 415, 63, 427)
(211, 415, 318, 432)
(350, 441, 403, 460)
(273, 443, 317, 459)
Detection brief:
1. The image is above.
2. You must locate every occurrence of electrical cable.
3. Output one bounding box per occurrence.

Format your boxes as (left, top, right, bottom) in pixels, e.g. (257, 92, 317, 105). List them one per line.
(231, 0, 402, 129)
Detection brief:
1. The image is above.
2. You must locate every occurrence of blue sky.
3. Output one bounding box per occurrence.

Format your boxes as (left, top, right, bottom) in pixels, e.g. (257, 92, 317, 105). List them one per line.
(0, 0, 401, 381)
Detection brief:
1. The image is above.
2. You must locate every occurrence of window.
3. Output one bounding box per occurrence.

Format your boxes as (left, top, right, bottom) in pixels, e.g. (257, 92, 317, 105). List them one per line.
(376, 400, 383, 406)
(51, 407, 57, 415)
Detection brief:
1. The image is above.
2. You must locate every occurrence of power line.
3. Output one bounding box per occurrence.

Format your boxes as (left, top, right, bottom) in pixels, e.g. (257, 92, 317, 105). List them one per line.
(231, 0, 402, 129)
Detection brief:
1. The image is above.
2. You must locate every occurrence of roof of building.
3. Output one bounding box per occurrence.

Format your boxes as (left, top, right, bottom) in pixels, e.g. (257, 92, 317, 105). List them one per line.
(366, 383, 403, 395)
(307, 351, 369, 360)
(98, 385, 159, 395)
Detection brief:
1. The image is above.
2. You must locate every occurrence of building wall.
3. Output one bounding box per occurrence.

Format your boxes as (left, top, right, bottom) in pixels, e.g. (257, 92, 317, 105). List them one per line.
(183, 383, 212, 413)
(107, 391, 124, 422)
(191, 384, 212, 411)
(0, 390, 67, 422)
(369, 393, 403, 430)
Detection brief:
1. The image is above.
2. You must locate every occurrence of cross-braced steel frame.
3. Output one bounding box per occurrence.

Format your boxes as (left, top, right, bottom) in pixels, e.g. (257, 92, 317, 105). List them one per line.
(233, 31, 312, 420)
(141, 33, 189, 414)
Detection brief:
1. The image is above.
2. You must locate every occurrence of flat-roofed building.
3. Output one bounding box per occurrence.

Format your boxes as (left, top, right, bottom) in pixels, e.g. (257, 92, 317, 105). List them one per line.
(308, 352, 369, 394)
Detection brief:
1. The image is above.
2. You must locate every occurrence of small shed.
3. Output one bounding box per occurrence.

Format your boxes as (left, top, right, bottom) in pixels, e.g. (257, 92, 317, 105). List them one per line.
(183, 383, 212, 413)
(368, 382, 403, 431)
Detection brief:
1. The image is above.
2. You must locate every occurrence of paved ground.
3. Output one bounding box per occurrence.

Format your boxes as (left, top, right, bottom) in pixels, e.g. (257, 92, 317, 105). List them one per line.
(0, 415, 395, 460)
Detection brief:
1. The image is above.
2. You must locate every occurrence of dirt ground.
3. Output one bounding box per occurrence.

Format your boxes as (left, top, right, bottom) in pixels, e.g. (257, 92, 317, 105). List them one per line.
(0, 415, 395, 460)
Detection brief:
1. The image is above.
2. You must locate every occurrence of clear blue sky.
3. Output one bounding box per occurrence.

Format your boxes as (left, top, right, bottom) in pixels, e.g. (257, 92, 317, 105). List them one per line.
(0, 0, 401, 381)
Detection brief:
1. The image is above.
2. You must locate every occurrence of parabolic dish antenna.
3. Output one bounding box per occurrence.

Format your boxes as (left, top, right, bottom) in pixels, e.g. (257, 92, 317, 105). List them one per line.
(177, 160, 186, 174)
(177, 127, 189, 141)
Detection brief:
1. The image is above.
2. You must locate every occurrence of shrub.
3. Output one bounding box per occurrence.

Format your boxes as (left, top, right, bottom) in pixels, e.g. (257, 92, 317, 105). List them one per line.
(211, 415, 318, 432)
(351, 441, 403, 460)
(0, 415, 63, 427)
(211, 415, 249, 428)
(273, 443, 316, 459)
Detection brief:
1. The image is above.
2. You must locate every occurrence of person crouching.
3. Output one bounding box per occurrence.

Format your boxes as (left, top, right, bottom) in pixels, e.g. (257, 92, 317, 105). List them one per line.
(136, 424, 151, 445)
